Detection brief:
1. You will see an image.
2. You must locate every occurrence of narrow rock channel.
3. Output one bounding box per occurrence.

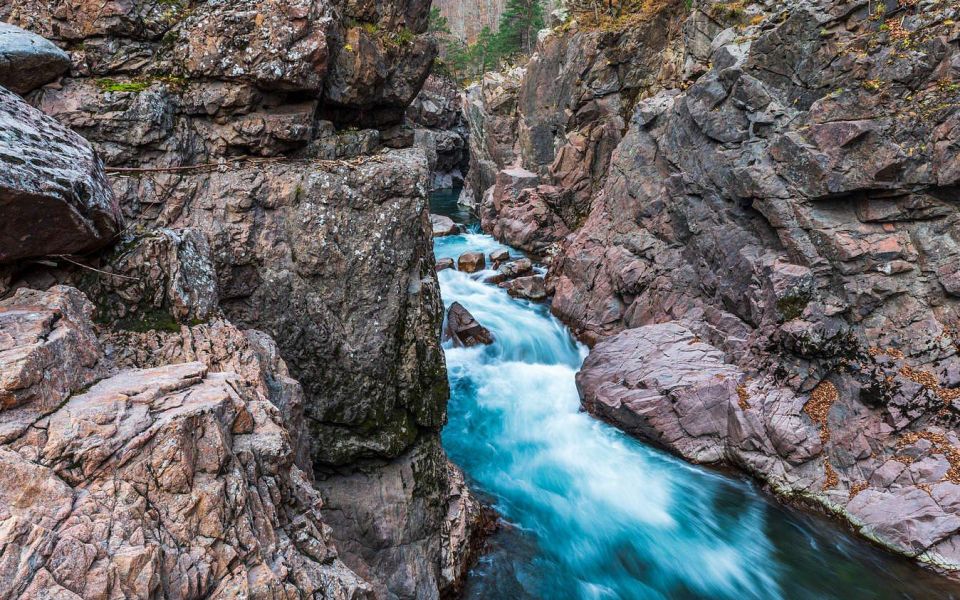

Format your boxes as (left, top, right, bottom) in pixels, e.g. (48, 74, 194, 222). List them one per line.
(432, 191, 960, 600)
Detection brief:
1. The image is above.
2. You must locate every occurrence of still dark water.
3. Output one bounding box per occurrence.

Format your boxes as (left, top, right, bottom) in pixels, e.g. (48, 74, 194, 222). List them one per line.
(431, 188, 960, 600)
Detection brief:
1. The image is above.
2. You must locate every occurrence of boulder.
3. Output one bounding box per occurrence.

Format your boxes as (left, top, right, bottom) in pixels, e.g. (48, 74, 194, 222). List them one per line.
(0, 23, 70, 94)
(0, 86, 121, 264)
(504, 275, 547, 301)
(444, 302, 494, 347)
(457, 251, 486, 273)
(490, 248, 510, 265)
(486, 257, 533, 284)
(576, 323, 745, 463)
(436, 257, 455, 272)
(431, 213, 460, 237)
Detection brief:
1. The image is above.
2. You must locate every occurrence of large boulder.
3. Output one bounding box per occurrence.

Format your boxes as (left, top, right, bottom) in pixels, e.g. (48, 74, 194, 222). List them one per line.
(0, 22, 70, 94)
(577, 323, 745, 463)
(0, 86, 121, 264)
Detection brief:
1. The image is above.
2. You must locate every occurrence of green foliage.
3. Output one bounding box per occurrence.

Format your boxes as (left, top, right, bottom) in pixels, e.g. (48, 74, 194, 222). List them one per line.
(96, 78, 150, 93)
(429, 7, 451, 35)
(440, 0, 545, 82)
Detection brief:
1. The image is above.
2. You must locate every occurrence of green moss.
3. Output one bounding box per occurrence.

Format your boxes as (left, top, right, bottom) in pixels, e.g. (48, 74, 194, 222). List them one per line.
(776, 295, 809, 321)
(95, 75, 188, 94)
(114, 307, 182, 333)
(96, 78, 151, 93)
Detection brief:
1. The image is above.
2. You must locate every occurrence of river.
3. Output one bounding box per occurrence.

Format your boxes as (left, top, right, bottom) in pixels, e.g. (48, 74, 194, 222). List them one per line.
(430, 188, 960, 600)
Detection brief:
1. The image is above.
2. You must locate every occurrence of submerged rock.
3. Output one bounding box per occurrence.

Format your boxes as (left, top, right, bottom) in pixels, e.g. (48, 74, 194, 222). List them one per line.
(444, 301, 494, 347)
(457, 251, 486, 273)
(0, 86, 121, 264)
(0, 22, 70, 94)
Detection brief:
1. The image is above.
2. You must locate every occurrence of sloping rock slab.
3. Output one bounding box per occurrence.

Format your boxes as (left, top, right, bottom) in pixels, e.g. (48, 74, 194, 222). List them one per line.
(0, 86, 121, 263)
(576, 322, 744, 463)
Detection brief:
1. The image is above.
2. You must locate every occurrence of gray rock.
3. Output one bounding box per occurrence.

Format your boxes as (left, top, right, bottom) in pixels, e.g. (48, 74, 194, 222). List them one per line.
(0, 23, 70, 94)
(0, 86, 121, 264)
(486, 257, 533, 284)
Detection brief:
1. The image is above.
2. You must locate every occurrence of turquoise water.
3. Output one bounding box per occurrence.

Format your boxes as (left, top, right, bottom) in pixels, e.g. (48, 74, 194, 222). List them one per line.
(433, 193, 960, 600)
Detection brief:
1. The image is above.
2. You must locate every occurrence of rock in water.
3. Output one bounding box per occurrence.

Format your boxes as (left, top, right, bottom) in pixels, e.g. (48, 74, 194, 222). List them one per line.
(504, 275, 547, 301)
(431, 213, 460, 237)
(458, 251, 486, 273)
(0, 86, 121, 263)
(0, 23, 70, 94)
(576, 323, 746, 463)
(445, 302, 494, 347)
(436, 257, 455, 272)
(490, 248, 510, 265)
(486, 257, 533, 284)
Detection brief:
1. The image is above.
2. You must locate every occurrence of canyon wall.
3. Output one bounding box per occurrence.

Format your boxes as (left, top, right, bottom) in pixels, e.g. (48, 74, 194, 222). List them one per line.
(434, 0, 559, 44)
(466, 0, 960, 578)
(0, 1, 485, 598)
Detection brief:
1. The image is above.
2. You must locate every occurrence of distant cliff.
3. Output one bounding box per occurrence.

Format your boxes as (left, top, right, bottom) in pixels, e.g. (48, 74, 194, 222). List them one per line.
(435, 0, 558, 43)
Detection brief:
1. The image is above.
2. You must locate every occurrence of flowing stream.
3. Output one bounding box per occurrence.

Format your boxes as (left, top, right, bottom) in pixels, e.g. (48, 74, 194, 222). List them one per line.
(430, 189, 960, 600)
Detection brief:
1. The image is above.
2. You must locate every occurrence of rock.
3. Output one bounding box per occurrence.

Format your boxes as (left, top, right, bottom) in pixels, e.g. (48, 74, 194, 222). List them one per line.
(490, 248, 510, 265)
(481, 181, 570, 256)
(408, 75, 470, 190)
(313, 437, 489, 600)
(431, 213, 460, 237)
(486, 257, 533, 284)
(81, 228, 219, 328)
(471, 0, 960, 576)
(444, 302, 494, 347)
(0, 23, 70, 94)
(0, 287, 372, 599)
(458, 251, 486, 273)
(436, 257, 455, 272)
(0, 286, 102, 444)
(2, 0, 487, 595)
(0, 86, 121, 264)
(504, 275, 547, 301)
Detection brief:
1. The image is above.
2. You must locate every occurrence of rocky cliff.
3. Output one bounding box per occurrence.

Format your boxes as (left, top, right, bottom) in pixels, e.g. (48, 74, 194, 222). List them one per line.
(467, 0, 960, 579)
(0, 1, 484, 598)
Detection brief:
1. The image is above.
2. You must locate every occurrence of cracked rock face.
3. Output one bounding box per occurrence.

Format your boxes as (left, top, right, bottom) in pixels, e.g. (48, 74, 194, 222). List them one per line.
(0, 287, 372, 600)
(469, 0, 960, 578)
(1, 0, 486, 596)
(0, 87, 121, 264)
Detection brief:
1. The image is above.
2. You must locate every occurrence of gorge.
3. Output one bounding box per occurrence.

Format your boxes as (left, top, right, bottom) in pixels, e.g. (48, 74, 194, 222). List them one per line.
(1, 0, 959, 598)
